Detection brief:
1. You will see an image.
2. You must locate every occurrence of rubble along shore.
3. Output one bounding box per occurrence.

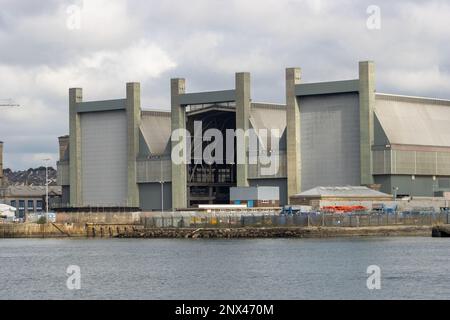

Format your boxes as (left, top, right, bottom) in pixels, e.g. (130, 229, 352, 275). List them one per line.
(116, 225, 433, 239)
(0, 223, 439, 238)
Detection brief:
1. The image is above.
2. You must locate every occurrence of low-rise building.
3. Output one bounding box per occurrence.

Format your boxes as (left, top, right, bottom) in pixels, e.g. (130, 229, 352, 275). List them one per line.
(0, 186, 62, 219)
(290, 186, 393, 210)
(230, 186, 280, 207)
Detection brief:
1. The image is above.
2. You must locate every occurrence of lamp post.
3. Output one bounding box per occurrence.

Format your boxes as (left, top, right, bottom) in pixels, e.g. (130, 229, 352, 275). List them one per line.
(43, 158, 50, 221)
(392, 187, 399, 201)
(160, 157, 164, 213)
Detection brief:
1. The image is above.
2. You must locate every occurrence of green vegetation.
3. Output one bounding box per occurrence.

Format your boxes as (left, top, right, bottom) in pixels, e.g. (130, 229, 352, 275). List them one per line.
(37, 216, 47, 224)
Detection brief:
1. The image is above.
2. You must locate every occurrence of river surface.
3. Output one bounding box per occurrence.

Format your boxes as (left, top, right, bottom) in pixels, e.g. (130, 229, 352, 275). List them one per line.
(0, 237, 449, 300)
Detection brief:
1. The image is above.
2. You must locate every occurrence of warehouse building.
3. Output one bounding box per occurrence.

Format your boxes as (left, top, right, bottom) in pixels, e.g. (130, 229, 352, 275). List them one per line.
(230, 186, 280, 208)
(1, 185, 62, 219)
(290, 186, 393, 209)
(57, 61, 450, 210)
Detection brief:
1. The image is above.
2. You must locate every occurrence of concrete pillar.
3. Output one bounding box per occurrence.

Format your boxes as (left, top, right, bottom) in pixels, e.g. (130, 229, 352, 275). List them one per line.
(69, 88, 83, 206)
(286, 68, 301, 202)
(235, 72, 251, 187)
(171, 78, 187, 209)
(126, 82, 141, 207)
(58, 136, 69, 160)
(359, 61, 376, 186)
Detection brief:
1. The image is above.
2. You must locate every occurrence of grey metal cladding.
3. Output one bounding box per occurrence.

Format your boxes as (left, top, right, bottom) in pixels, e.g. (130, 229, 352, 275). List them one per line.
(230, 187, 258, 201)
(179, 90, 236, 105)
(256, 187, 280, 200)
(139, 183, 172, 211)
(80, 110, 128, 206)
(76, 99, 126, 113)
(249, 179, 287, 206)
(295, 80, 359, 97)
(374, 114, 390, 146)
(300, 93, 361, 191)
(375, 93, 450, 147)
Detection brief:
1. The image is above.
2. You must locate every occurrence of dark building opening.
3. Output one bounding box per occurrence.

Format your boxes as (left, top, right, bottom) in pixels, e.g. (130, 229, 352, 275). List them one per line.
(186, 105, 236, 207)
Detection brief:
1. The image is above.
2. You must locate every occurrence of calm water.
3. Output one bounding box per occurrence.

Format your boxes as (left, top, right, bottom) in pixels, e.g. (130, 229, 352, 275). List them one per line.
(0, 237, 449, 300)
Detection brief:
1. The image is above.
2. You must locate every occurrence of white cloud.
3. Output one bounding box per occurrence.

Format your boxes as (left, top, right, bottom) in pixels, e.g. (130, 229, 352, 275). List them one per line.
(382, 66, 450, 95)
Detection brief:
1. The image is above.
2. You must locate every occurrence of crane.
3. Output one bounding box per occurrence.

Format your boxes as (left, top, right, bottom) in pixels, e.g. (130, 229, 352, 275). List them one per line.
(0, 99, 20, 107)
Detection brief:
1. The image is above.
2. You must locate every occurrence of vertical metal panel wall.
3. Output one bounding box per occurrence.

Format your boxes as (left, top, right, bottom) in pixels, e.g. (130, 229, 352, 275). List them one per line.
(300, 93, 361, 190)
(80, 110, 128, 206)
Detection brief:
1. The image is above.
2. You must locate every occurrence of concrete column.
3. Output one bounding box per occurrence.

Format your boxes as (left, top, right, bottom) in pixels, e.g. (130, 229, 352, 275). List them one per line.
(126, 82, 141, 207)
(286, 68, 301, 203)
(69, 88, 83, 206)
(359, 61, 376, 186)
(58, 136, 69, 160)
(235, 72, 251, 187)
(171, 78, 187, 209)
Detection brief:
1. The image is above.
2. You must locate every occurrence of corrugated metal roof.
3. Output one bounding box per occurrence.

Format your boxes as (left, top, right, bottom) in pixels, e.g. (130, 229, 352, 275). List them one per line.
(375, 94, 450, 147)
(5, 186, 61, 197)
(296, 186, 391, 198)
(250, 103, 286, 150)
(140, 111, 171, 155)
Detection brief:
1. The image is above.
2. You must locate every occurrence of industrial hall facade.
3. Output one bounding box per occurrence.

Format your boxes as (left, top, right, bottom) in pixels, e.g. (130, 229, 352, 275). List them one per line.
(57, 61, 450, 210)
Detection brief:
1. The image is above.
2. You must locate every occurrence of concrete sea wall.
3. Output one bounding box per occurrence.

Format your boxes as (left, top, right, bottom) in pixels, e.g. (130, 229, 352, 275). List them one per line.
(118, 225, 433, 239)
(0, 222, 143, 238)
(0, 223, 433, 239)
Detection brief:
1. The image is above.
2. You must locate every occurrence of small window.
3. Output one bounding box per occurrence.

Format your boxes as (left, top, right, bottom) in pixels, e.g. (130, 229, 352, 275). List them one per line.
(18, 200, 25, 218)
(27, 200, 34, 211)
(36, 200, 43, 212)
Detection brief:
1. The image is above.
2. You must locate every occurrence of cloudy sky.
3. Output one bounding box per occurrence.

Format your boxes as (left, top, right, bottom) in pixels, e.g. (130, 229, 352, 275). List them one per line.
(0, 0, 449, 170)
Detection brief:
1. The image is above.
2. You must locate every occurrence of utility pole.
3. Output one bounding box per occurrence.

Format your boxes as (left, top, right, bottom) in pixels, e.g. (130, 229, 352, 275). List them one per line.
(160, 157, 164, 213)
(43, 158, 51, 221)
(0, 99, 20, 203)
(0, 99, 20, 108)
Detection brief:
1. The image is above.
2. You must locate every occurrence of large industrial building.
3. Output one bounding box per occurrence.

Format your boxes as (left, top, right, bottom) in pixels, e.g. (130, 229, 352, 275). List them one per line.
(57, 61, 450, 210)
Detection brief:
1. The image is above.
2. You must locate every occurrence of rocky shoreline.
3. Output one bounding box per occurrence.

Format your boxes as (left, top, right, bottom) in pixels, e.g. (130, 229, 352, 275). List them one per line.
(432, 225, 450, 237)
(117, 225, 434, 239)
(0, 223, 441, 239)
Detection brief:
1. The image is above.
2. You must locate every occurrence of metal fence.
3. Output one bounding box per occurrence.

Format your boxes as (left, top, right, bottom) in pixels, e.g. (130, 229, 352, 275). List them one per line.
(142, 212, 450, 229)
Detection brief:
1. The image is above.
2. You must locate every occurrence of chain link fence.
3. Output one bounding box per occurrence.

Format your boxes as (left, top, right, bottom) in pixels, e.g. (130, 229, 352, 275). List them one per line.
(142, 212, 450, 229)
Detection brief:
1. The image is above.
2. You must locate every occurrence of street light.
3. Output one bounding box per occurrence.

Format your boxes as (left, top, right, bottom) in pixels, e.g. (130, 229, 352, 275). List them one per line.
(43, 158, 51, 221)
(392, 187, 399, 201)
(160, 157, 164, 213)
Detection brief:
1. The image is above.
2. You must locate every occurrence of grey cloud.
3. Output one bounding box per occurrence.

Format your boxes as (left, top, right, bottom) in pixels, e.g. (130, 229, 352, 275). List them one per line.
(0, 0, 449, 169)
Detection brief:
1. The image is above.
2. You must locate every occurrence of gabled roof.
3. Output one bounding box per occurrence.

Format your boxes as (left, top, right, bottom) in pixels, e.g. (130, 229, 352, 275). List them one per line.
(294, 186, 391, 198)
(4, 186, 62, 197)
(375, 93, 450, 147)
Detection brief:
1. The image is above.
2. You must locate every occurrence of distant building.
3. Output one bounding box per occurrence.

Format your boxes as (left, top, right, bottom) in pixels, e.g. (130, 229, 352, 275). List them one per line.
(230, 186, 280, 207)
(57, 61, 450, 210)
(0, 186, 62, 219)
(0, 142, 62, 218)
(290, 186, 393, 209)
